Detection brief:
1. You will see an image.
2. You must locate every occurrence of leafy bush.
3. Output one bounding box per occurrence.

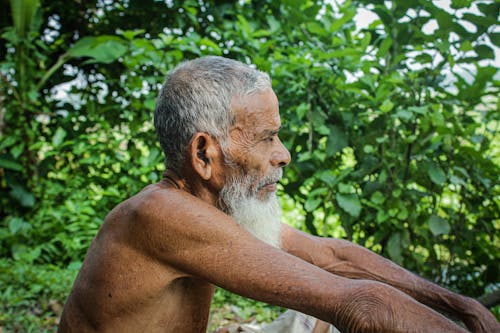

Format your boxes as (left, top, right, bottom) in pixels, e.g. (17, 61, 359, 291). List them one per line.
(1, 0, 498, 330)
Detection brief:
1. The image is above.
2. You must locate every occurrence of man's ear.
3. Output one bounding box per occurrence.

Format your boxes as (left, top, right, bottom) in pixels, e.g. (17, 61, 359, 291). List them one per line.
(188, 132, 220, 180)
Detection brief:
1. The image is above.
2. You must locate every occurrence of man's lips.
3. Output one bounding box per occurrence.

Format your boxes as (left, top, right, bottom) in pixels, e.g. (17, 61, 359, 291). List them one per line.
(264, 183, 277, 190)
(257, 169, 283, 192)
(259, 182, 278, 191)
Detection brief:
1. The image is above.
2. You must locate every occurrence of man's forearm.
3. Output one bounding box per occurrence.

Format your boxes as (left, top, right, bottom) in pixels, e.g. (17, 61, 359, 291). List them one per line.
(315, 237, 500, 333)
(280, 225, 499, 332)
(281, 226, 470, 316)
(319, 238, 472, 318)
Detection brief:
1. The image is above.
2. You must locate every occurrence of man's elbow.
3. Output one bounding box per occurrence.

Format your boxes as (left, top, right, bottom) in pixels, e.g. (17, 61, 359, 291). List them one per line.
(333, 280, 396, 333)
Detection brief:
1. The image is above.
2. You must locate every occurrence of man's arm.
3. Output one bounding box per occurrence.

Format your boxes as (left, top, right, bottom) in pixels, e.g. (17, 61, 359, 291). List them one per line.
(136, 189, 467, 333)
(281, 224, 499, 333)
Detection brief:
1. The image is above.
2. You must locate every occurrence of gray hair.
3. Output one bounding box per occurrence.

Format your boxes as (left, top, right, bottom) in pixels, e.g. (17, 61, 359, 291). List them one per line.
(154, 56, 272, 171)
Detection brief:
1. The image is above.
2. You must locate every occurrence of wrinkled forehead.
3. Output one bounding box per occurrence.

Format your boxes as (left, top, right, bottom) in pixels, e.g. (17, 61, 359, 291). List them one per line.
(230, 89, 280, 127)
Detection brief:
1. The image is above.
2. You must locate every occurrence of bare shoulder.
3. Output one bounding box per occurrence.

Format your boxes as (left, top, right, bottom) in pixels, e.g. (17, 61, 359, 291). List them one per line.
(113, 183, 248, 266)
(105, 182, 220, 231)
(123, 182, 225, 223)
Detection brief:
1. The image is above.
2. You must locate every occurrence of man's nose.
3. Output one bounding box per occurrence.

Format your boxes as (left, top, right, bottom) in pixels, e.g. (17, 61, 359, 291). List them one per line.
(271, 138, 291, 167)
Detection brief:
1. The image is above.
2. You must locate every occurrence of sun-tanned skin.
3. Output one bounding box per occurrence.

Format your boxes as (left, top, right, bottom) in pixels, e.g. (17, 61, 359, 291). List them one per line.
(59, 88, 499, 333)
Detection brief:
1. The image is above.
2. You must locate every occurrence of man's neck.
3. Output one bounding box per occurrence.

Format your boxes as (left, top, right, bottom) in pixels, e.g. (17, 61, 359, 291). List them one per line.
(162, 168, 222, 209)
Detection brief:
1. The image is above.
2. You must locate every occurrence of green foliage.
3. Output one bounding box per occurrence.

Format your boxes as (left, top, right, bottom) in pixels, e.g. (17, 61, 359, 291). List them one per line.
(0, 258, 79, 332)
(1, 0, 499, 330)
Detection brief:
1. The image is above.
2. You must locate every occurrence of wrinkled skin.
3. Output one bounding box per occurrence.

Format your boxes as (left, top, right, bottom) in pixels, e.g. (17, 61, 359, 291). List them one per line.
(59, 89, 499, 333)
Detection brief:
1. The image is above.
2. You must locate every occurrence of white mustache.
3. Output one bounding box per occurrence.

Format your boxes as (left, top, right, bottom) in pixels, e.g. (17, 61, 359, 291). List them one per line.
(257, 168, 283, 189)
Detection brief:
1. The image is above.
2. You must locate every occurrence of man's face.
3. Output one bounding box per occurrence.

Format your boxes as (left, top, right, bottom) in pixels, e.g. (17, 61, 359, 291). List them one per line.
(218, 89, 291, 248)
(223, 88, 291, 200)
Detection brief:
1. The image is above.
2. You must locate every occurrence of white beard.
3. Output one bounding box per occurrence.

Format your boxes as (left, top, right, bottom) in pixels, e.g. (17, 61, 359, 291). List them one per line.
(219, 169, 283, 248)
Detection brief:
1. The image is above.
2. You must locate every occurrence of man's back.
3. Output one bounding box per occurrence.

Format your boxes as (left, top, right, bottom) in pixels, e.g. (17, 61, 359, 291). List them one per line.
(58, 181, 215, 333)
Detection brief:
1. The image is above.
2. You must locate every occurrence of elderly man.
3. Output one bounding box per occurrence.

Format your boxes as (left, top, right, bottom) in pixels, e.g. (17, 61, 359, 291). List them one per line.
(58, 56, 499, 333)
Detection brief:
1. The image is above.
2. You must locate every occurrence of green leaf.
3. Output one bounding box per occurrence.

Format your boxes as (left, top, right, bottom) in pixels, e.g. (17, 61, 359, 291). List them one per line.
(309, 187, 329, 197)
(451, 0, 472, 9)
(427, 163, 446, 185)
(450, 174, 466, 186)
(318, 171, 336, 187)
(338, 182, 353, 194)
(305, 197, 321, 212)
(0, 136, 18, 150)
(373, 6, 393, 26)
(199, 38, 220, 51)
(459, 40, 473, 52)
(147, 147, 160, 165)
(428, 215, 450, 236)
(336, 193, 361, 217)
(68, 261, 83, 270)
(408, 106, 428, 115)
(9, 217, 23, 234)
(474, 44, 494, 60)
(326, 126, 348, 156)
(477, 2, 500, 17)
(395, 109, 413, 121)
(320, 48, 361, 59)
(370, 191, 385, 205)
(387, 232, 403, 264)
(329, 8, 356, 32)
(10, 184, 35, 207)
(117, 29, 145, 40)
(52, 127, 67, 146)
(388, 208, 398, 217)
(377, 38, 393, 59)
(68, 37, 97, 57)
(144, 98, 156, 111)
(306, 22, 327, 36)
(266, 16, 280, 33)
(68, 36, 127, 64)
(490, 32, 500, 48)
(11, 245, 40, 262)
(433, 8, 455, 31)
(11, 143, 24, 159)
(10, 0, 41, 38)
(11, 243, 29, 261)
(462, 12, 496, 30)
(0, 157, 23, 171)
(376, 210, 388, 223)
(397, 207, 408, 220)
(363, 145, 375, 154)
(380, 99, 394, 113)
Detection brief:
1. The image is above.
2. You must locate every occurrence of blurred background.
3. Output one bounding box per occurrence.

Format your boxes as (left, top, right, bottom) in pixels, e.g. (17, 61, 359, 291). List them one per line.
(0, 0, 499, 331)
